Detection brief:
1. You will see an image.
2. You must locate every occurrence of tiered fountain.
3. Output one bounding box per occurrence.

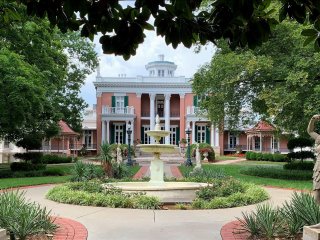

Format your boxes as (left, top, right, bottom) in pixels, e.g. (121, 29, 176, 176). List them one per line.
(108, 115, 207, 203)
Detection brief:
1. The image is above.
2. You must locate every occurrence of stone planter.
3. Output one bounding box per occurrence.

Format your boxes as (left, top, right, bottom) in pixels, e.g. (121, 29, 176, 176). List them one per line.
(0, 229, 6, 240)
(203, 152, 209, 162)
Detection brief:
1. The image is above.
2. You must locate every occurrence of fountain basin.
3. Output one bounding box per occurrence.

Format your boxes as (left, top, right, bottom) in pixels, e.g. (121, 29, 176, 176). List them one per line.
(105, 182, 208, 203)
(136, 144, 176, 153)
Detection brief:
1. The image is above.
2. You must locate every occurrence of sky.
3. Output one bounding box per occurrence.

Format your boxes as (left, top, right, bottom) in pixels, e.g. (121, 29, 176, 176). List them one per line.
(80, 6, 217, 106)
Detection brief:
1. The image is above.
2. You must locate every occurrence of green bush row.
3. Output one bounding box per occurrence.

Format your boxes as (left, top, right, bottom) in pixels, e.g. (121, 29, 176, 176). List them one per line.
(240, 166, 312, 180)
(0, 167, 67, 178)
(46, 181, 160, 209)
(10, 162, 46, 172)
(245, 151, 286, 162)
(42, 154, 74, 164)
(283, 161, 314, 170)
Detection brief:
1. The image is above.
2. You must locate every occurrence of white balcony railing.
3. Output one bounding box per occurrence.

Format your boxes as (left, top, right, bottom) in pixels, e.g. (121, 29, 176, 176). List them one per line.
(102, 106, 135, 115)
(186, 106, 207, 115)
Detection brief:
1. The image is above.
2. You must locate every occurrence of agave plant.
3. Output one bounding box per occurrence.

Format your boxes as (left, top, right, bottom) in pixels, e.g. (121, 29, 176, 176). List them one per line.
(281, 200, 304, 237)
(289, 192, 320, 226)
(238, 203, 284, 240)
(100, 142, 114, 177)
(0, 191, 56, 240)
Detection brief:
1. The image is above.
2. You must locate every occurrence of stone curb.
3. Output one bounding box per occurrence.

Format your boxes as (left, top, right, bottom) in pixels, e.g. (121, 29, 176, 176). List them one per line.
(53, 217, 88, 240)
(220, 220, 249, 240)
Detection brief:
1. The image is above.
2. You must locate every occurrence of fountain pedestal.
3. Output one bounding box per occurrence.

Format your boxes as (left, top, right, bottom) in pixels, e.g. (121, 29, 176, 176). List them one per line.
(149, 153, 164, 184)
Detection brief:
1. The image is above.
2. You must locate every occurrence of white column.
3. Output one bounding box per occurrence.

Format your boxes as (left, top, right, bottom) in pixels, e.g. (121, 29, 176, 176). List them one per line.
(192, 121, 196, 144)
(131, 119, 134, 145)
(210, 123, 214, 147)
(106, 120, 110, 144)
(125, 120, 129, 144)
(260, 133, 262, 152)
(164, 93, 171, 144)
(215, 127, 219, 147)
(149, 93, 156, 143)
(101, 120, 106, 144)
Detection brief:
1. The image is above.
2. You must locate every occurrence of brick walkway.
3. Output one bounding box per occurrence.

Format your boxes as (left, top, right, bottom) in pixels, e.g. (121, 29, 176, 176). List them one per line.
(133, 165, 183, 179)
(220, 220, 249, 240)
(53, 217, 88, 240)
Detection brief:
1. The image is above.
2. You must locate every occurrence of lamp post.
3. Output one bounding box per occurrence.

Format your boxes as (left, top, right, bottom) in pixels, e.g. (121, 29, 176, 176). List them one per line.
(185, 124, 192, 166)
(126, 121, 133, 166)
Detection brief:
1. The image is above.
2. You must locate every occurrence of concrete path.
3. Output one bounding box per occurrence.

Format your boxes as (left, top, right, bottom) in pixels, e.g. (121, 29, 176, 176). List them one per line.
(23, 185, 295, 240)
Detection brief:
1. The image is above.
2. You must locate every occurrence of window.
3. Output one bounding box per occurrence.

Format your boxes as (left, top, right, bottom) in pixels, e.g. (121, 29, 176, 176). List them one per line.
(158, 69, 164, 77)
(84, 130, 93, 148)
(272, 138, 279, 151)
(254, 137, 260, 150)
(229, 133, 237, 149)
(115, 96, 124, 113)
(114, 124, 124, 144)
(197, 125, 206, 143)
(157, 99, 164, 117)
(170, 127, 176, 145)
(143, 126, 151, 144)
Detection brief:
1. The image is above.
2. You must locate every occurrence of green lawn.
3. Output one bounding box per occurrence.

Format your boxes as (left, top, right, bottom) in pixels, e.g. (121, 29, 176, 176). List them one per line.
(180, 162, 312, 190)
(215, 156, 239, 161)
(0, 163, 140, 190)
(0, 175, 71, 190)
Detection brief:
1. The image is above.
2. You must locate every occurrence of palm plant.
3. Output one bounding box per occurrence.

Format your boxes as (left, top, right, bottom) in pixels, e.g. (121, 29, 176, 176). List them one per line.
(100, 142, 113, 177)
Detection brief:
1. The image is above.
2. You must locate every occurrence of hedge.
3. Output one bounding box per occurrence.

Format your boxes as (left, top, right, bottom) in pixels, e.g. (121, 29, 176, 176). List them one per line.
(283, 161, 314, 171)
(245, 151, 286, 162)
(240, 166, 312, 180)
(42, 155, 74, 164)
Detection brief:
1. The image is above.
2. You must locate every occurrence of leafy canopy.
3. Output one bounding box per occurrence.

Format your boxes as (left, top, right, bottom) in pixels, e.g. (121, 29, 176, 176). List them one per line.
(3, 0, 320, 59)
(192, 20, 320, 135)
(0, 3, 98, 142)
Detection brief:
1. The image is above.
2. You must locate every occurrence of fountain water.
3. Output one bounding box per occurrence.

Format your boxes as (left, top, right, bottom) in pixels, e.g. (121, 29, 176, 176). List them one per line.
(107, 115, 207, 203)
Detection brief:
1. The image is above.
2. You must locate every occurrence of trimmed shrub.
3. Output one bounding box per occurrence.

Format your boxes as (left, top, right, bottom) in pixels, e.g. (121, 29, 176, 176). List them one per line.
(240, 166, 312, 180)
(256, 152, 263, 161)
(42, 154, 74, 164)
(272, 153, 286, 162)
(10, 162, 46, 172)
(287, 137, 314, 150)
(245, 151, 252, 160)
(14, 152, 43, 164)
(284, 161, 314, 171)
(287, 151, 315, 161)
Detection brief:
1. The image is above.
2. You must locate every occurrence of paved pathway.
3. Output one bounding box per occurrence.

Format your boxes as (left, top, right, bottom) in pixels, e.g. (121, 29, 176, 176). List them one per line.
(22, 184, 295, 240)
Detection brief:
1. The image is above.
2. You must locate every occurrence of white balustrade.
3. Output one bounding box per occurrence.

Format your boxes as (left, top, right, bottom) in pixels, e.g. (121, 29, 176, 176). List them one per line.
(102, 106, 135, 115)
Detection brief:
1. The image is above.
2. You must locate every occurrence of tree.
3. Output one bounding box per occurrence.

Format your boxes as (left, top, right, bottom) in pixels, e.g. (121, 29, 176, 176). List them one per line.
(0, 3, 98, 142)
(192, 20, 320, 135)
(2, 0, 320, 59)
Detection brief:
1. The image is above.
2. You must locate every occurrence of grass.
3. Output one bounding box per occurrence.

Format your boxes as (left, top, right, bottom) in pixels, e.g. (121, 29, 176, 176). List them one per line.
(0, 176, 71, 190)
(0, 163, 140, 190)
(180, 163, 312, 191)
(128, 165, 141, 177)
(215, 156, 239, 161)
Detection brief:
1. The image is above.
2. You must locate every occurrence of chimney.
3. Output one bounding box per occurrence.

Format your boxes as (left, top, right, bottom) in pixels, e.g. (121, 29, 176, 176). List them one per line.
(158, 54, 164, 61)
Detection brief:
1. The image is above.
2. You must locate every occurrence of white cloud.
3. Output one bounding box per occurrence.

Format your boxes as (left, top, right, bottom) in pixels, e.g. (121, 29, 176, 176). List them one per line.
(80, 7, 216, 105)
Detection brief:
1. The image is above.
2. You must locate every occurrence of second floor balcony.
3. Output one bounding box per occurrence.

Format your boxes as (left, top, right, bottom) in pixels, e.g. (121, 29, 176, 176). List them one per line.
(186, 106, 207, 116)
(102, 106, 135, 115)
